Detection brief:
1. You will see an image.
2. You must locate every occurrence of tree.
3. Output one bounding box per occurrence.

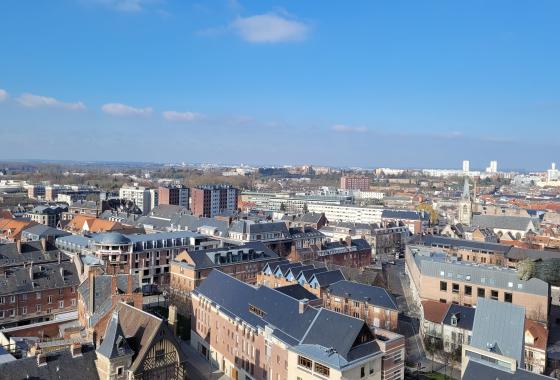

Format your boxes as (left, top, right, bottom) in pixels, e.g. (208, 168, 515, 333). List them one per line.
(302, 202, 309, 213)
(279, 203, 287, 212)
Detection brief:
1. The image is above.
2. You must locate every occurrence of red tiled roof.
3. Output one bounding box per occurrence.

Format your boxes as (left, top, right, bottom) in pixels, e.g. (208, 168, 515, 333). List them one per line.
(421, 300, 449, 324)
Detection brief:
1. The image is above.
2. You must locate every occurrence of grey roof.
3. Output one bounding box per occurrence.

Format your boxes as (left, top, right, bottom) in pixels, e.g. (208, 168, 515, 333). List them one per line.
(134, 216, 172, 230)
(0, 260, 79, 296)
(326, 280, 398, 310)
(463, 358, 552, 380)
(294, 213, 325, 224)
(149, 204, 188, 219)
(193, 270, 380, 369)
(0, 241, 65, 267)
(229, 220, 290, 236)
(92, 232, 131, 245)
(470, 298, 525, 364)
(97, 312, 135, 359)
(471, 214, 537, 232)
(0, 344, 100, 380)
(442, 304, 475, 331)
(411, 234, 511, 254)
(411, 249, 549, 296)
(274, 284, 319, 301)
(170, 213, 229, 235)
(21, 224, 70, 239)
(174, 242, 279, 270)
(298, 267, 329, 283)
(382, 209, 428, 221)
(311, 270, 346, 287)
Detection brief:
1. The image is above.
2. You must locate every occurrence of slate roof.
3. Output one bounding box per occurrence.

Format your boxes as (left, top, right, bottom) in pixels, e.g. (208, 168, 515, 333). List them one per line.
(442, 304, 475, 331)
(0, 260, 79, 296)
(311, 270, 345, 287)
(294, 213, 325, 224)
(97, 312, 134, 359)
(0, 344, 100, 380)
(471, 214, 537, 232)
(463, 358, 552, 380)
(470, 298, 525, 364)
(326, 280, 398, 310)
(274, 284, 319, 301)
(174, 242, 279, 269)
(229, 220, 290, 236)
(193, 270, 380, 369)
(411, 249, 549, 296)
(170, 214, 229, 236)
(410, 234, 511, 254)
(0, 240, 65, 267)
(298, 267, 329, 283)
(93, 232, 131, 245)
(21, 224, 70, 239)
(382, 209, 428, 221)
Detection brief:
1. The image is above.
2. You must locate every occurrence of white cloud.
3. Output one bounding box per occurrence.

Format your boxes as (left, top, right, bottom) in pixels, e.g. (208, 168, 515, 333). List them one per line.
(17, 93, 86, 110)
(0, 89, 8, 102)
(232, 13, 309, 43)
(102, 103, 153, 117)
(332, 124, 368, 133)
(162, 110, 201, 122)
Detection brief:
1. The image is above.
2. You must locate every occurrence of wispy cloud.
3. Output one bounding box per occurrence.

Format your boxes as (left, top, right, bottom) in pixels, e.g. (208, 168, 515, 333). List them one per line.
(0, 89, 8, 102)
(162, 110, 202, 122)
(81, 0, 158, 13)
(331, 124, 368, 133)
(17, 93, 86, 110)
(102, 103, 153, 117)
(232, 13, 309, 43)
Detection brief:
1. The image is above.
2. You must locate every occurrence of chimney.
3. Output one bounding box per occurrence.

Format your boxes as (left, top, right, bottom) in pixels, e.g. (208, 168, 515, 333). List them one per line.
(111, 275, 118, 295)
(58, 251, 61, 264)
(16, 239, 21, 254)
(299, 298, 309, 314)
(70, 342, 82, 358)
(127, 273, 133, 294)
(59, 267, 65, 279)
(40, 237, 47, 252)
(29, 262, 34, 280)
(37, 352, 47, 367)
(88, 269, 95, 313)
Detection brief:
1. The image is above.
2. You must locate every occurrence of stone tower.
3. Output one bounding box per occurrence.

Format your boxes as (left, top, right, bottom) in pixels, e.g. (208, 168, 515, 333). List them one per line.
(96, 312, 134, 380)
(458, 177, 472, 225)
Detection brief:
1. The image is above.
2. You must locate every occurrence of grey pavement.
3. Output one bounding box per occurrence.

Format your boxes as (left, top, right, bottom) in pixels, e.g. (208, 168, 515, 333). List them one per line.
(180, 340, 229, 380)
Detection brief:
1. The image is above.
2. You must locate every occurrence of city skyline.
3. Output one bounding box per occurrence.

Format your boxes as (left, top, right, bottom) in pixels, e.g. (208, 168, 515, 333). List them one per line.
(1, 1, 560, 169)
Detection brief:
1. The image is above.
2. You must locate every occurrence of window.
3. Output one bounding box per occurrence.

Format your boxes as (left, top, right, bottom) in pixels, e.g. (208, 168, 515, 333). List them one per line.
(314, 362, 330, 377)
(452, 283, 459, 293)
(22, 306, 27, 315)
(477, 288, 485, 298)
(361, 366, 365, 378)
(117, 366, 124, 376)
(71, 299, 76, 306)
(59, 300, 64, 309)
(36, 292, 41, 300)
(298, 356, 312, 370)
(465, 285, 472, 296)
(440, 281, 448, 291)
(36, 304, 41, 312)
(491, 290, 499, 300)
(10, 296, 15, 303)
(0, 297, 4, 304)
(48, 296, 53, 304)
(504, 292, 512, 303)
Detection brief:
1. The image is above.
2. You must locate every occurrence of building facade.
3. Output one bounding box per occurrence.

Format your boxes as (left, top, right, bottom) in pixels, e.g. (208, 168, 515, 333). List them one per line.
(191, 184, 238, 218)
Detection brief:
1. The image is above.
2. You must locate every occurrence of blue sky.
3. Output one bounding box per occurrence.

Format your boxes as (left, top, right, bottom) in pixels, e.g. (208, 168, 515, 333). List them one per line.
(0, 0, 559, 170)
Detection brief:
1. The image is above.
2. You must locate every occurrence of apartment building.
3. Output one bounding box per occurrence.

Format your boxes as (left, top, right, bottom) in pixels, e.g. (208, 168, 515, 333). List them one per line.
(381, 210, 429, 234)
(191, 184, 238, 217)
(158, 184, 189, 208)
(191, 270, 406, 380)
(410, 235, 560, 268)
(119, 184, 153, 215)
(405, 246, 550, 322)
(24, 205, 66, 227)
(0, 260, 80, 328)
(169, 242, 280, 295)
(324, 280, 399, 331)
(289, 237, 373, 268)
(308, 203, 383, 224)
(340, 175, 370, 191)
(56, 231, 220, 286)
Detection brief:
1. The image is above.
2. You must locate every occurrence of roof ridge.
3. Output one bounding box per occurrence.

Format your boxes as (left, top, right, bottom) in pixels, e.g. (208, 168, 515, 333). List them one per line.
(300, 308, 323, 343)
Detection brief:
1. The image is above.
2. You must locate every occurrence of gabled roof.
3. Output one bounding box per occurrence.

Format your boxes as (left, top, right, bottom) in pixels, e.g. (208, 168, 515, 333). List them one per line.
(472, 214, 537, 232)
(274, 284, 319, 301)
(421, 300, 449, 324)
(463, 358, 552, 380)
(175, 242, 279, 269)
(298, 267, 328, 283)
(97, 312, 134, 359)
(326, 280, 398, 310)
(470, 298, 525, 364)
(311, 270, 345, 287)
(442, 304, 475, 331)
(525, 319, 548, 351)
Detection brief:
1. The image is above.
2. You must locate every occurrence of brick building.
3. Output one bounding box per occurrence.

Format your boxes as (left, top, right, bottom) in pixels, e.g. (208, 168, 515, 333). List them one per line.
(191, 270, 405, 380)
(405, 246, 550, 323)
(289, 237, 373, 268)
(340, 175, 370, 191)
(0, 259, 80, 328)
(190, 184, 238, 218)
(158, 185, 189, 208)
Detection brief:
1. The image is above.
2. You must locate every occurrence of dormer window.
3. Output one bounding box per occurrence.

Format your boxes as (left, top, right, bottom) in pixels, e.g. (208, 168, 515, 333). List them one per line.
(451, 315, 458, 326)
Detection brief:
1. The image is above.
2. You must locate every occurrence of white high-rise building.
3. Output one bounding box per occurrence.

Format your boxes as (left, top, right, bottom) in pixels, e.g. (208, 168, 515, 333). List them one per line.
(462, 160, 470, 173)
(548, 162, 558, 182)
(119, 184, 153, 215)
(486, 160, 498, 173)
